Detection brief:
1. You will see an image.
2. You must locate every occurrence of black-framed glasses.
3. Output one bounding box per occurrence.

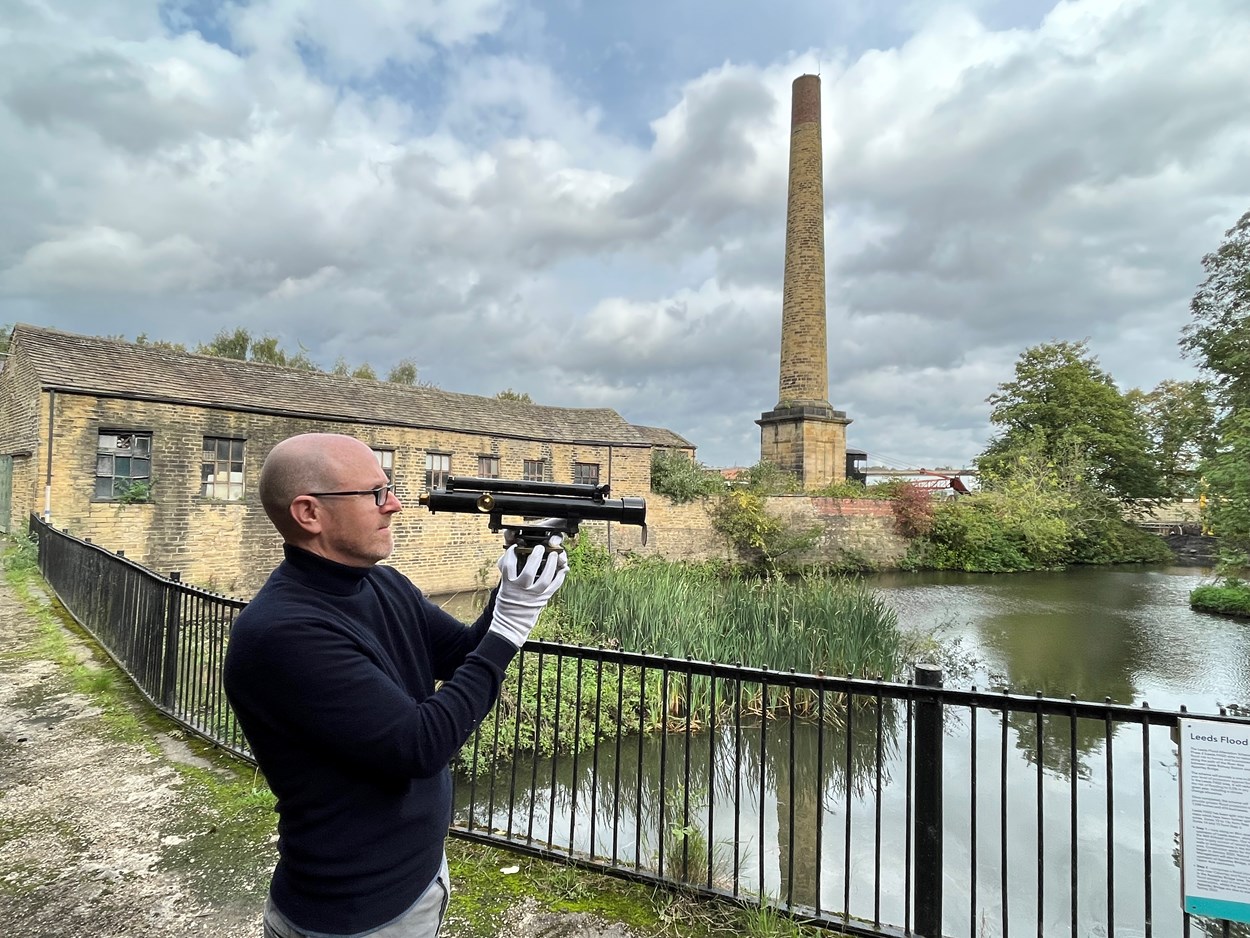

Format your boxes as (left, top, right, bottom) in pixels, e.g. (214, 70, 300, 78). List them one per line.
(305, 483, 395, 507)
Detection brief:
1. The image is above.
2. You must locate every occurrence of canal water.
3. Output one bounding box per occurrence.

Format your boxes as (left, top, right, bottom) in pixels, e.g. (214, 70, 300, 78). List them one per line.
(446, 563, 1247, 937)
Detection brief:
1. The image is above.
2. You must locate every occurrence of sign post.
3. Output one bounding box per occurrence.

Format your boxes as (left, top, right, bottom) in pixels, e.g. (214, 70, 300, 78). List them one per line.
(1178, 718, 1250, 924)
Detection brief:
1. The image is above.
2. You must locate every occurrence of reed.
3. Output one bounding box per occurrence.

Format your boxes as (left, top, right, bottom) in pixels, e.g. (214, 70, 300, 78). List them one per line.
(554, 559, 902, 679)
(456, 558, 906, 775)
(550, 559, 903, 729)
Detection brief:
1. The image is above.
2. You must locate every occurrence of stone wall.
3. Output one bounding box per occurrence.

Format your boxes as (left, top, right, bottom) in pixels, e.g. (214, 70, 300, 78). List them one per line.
(587, 493, 907, 572)
(0, 349, 43, 533)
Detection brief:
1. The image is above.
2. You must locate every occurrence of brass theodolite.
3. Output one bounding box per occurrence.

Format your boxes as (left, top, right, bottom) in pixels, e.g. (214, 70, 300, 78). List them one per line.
(418, 476, 647, 556)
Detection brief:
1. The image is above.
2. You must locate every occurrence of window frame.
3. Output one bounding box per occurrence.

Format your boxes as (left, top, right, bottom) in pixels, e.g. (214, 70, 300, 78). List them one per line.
(373, 448, 395, 483)
(573, 462, 601, 487)
(477, 455, 500, 479)
(522, 458, 545, 483)
(201, 436, 246, 501)
(94, 430, 153, 501)
(425, 452, 452, 490)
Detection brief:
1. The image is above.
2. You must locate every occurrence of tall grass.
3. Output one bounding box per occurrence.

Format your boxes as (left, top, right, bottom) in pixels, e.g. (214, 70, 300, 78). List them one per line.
(552, 558, 902, 679)
(530, 558, 902, 735)
(458, 555, 906, 775)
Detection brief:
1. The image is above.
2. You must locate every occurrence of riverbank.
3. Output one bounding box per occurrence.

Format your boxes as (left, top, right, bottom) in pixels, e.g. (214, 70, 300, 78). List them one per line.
(0, 557, 824, 938)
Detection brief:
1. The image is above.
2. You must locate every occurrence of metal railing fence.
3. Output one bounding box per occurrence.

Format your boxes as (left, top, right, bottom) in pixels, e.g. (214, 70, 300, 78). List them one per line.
(30, 514, 250, 758)
(25, 514, 1245, 938)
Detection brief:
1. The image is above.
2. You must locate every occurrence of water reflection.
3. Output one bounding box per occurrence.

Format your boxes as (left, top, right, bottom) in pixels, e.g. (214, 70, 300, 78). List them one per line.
(873, 565, 1250, 711)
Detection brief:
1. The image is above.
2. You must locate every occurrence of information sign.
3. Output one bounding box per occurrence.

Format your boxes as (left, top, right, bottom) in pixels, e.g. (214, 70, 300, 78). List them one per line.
(1178, 717, 1250, 923)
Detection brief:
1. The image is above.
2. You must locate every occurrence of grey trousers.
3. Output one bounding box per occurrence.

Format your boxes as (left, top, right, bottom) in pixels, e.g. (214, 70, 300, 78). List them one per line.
(262, 855, 450, 938)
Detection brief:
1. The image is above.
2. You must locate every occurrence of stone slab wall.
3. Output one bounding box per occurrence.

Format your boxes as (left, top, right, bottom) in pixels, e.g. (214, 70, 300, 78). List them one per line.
(587, 493, 907, 572)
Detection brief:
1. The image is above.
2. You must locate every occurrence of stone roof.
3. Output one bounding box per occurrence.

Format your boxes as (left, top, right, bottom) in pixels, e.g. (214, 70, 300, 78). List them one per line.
(631, 424, 695, 449)
(9, 324, 653, 447)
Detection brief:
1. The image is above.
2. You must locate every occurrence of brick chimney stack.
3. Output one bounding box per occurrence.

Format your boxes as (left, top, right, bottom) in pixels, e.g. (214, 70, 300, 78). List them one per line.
(757, 74, 851, 488)
(778, 73, 828, 406)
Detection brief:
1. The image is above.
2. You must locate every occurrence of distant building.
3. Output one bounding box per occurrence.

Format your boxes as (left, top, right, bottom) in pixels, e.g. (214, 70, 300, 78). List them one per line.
(0, 324, 684, 595)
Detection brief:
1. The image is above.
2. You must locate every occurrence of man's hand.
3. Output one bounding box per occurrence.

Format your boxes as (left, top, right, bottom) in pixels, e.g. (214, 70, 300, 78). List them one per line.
(488, 542, 569, 648)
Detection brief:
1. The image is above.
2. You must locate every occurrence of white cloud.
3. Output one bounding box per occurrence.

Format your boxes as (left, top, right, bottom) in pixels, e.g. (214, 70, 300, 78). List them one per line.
(226, 0, 508, 77)
(1, 0, 1247, 470)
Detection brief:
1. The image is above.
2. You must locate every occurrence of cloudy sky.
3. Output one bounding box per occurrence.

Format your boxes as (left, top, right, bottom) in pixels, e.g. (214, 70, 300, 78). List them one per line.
(1, 0, 1247, 470)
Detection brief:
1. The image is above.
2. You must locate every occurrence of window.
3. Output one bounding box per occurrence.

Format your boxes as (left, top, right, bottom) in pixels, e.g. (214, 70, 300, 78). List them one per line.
(373, 448, 394, 482)
(523, 459, 545, 482)
(425, 452, 451, 490)
(96, 432, 152, 499)
(202, 437, 245, 500)
(478, 455, 500, 479)
(573, 462, 600, 486)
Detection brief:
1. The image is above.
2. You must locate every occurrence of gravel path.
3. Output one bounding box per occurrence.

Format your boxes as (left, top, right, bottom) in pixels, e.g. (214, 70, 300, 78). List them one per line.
(0, 576, 266, 938)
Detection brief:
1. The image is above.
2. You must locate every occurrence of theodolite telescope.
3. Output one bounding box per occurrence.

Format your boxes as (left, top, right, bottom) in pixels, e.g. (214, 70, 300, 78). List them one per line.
(418, 475, 647, 552)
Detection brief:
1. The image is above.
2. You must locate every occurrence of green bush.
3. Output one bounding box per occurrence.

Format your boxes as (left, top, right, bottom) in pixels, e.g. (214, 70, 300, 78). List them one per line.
(1190, 579, 1250, 617)
(709, 488, 820, 571)
(912, 484, 1173, 572)
(649, 450, 724, 503)
(916, 496, 1033, 572)
(736, 460, 803, 494)
(2, 533, 38, 572)
(811, 479, 882, 498)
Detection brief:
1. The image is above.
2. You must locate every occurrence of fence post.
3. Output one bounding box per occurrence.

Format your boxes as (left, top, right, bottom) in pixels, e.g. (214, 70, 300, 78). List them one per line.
(914, 663, 944, 937)
(161, 573, 181, 710)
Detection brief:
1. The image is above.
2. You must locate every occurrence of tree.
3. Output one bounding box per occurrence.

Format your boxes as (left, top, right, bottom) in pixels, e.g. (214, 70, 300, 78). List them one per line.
(1182, 209, 1250, 409)
(1126, 379, 1218, 498)
(197, 328, 316, 370)
(1182, 209, 1250, 569)
(979, 340, 1161, 502)
(351, 363, 378, 380)
(198, 327, 251, 360)
(1201, 409, 1250, 565)
(387, 359, 419, 385)
(135, 333, 189, 353)
(496, 389, 532, 403)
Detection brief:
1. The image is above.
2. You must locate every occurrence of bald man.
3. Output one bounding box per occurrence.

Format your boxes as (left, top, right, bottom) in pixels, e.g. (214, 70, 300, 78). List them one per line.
(223, 433, 567, 938)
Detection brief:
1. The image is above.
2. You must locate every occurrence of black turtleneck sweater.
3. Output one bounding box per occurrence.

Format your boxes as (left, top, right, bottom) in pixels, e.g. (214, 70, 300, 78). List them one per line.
(222, 544, 516, 935)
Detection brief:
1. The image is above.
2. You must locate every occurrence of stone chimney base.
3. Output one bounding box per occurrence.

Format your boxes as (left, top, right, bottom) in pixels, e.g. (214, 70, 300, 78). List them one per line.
(757, 404, 851, 489)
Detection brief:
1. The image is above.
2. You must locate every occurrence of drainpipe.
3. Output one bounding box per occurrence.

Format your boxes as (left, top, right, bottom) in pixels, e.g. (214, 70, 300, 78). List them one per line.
(606, 446, 613, 554)
(44, 390, 54, 521)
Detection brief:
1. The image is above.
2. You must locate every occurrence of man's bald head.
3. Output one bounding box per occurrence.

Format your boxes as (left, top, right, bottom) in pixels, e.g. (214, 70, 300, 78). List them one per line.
(259, 434, 377, 538)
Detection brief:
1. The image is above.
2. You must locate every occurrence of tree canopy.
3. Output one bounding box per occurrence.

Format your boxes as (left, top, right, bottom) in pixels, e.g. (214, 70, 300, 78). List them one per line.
(495, 389, 533, 403)
(1126, 379, 1217, 498)
(1182, 209, 1250, 409)
(196, 327, 316, 370)
(978, 340, 1160, 502)
(1183, 209, 1250, 565)
(191, 328, 433, 387)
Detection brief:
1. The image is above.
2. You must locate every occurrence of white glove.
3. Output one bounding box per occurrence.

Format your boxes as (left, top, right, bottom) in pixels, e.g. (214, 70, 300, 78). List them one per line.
(489, 541, 569, 648)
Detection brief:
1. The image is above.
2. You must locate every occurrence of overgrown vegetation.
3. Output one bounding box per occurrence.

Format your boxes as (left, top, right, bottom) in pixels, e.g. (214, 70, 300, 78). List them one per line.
(709, 488, 821, 569)
(445, 838, 830, 938)
(649, 450, 726, 503)
(116, 478, 154, 504)
(461, 538, 908, 775)
(908, 439, 1172, 572)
